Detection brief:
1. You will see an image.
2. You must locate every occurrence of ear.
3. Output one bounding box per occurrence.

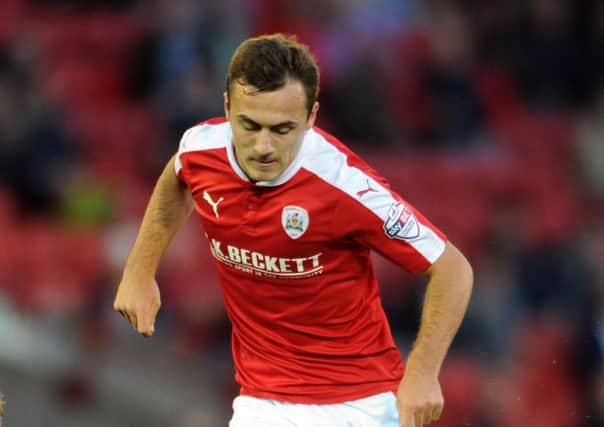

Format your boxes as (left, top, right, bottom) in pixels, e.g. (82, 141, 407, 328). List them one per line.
(223, 91, 230, 119)
(306, 101, 320, 129)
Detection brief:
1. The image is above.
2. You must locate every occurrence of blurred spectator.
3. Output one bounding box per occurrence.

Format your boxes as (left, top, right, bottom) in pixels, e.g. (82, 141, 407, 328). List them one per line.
(419, 5, 485, 147)
(131, 0, 249, 146)
(320, 47, 397, 145)
(516, 236, 593, 317)
(454, 201, 528, 359)
(154, 60, 224, 155)
(457, 245, 521, 362)
(516, 0, 584, 108)
(0, 39, 77, 216)
(130, 0, 211, 101)
(379, 4, 486, 149)
(591, 2, 604, 83)
(576, 83, 604, 202)
(571, 220, 604, 426)
(586, 370, 604, 427)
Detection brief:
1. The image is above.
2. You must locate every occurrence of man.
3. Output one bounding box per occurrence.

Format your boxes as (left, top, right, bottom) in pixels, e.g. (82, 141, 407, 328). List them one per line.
(114, 34, 473, 427)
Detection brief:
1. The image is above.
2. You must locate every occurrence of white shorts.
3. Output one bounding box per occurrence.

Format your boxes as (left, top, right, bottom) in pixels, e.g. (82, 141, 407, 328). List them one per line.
(229, 391, 399, 427)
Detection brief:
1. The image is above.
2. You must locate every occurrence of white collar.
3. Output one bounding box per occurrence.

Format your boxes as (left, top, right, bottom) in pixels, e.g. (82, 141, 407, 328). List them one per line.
(226, 124, 309, 187)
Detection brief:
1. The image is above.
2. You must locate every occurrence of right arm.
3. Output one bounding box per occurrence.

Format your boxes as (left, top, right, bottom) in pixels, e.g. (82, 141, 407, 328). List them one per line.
(113, 155, 194, 336)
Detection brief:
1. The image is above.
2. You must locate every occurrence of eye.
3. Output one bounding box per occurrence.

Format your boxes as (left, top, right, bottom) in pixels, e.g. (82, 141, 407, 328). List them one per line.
(273, 126, 293, 135)
(241, 120, 260, 131)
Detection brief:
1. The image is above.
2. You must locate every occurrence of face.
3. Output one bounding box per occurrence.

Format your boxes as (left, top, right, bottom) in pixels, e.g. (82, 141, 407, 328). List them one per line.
(225, 79, 319, 182)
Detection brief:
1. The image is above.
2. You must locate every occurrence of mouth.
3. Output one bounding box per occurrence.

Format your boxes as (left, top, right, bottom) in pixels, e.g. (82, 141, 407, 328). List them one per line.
(251, 159, 278, 169)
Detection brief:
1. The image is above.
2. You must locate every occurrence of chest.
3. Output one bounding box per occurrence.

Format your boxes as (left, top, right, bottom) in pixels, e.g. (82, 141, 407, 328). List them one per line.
(191, 169, 336, 258)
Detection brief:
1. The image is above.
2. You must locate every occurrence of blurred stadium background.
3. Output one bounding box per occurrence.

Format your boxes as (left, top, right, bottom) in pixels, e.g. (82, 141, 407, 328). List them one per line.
(0, 0, 603, 425)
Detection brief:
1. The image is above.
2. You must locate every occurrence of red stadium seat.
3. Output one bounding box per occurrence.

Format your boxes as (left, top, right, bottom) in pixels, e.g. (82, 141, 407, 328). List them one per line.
(43, 61, 126, 108)
(497, 321, 580, 427)
(438, 357, 485, 427)
(0, 0, 27, 44)
(32, 12, 144, 64)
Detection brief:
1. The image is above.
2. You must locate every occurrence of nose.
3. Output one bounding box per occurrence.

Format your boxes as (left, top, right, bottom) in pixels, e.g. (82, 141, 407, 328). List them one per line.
(254, 129, 274, 157)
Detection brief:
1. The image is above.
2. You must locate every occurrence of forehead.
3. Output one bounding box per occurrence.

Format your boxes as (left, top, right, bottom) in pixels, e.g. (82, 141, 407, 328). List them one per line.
(229, 79, 307, 124)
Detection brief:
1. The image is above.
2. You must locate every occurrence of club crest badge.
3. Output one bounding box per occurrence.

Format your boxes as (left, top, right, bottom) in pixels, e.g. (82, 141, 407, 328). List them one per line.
(282, 205, 309, 239)
(383, 202, 420, 240)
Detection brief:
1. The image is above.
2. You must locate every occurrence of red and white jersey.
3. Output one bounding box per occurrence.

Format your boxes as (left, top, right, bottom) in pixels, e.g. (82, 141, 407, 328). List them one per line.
(175, 118, 447, 404)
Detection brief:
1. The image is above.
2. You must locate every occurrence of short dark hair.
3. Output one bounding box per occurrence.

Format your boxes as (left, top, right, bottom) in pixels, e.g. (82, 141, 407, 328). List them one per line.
(226, 34, 320, 115)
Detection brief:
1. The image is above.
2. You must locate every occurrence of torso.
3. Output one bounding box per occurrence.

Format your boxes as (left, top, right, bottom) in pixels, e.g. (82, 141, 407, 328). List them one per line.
(176, 118, 446, 403)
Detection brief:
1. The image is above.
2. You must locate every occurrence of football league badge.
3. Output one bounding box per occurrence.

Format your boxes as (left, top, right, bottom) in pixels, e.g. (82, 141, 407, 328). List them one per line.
(383, 202, 420, 240)
(282, 205, 309, 239)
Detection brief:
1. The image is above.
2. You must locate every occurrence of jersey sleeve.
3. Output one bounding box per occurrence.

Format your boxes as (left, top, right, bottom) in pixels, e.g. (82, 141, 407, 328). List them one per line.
(174, 126, 196, 183)
(174, 118, 230, 184)
(333, 174, 447, 274)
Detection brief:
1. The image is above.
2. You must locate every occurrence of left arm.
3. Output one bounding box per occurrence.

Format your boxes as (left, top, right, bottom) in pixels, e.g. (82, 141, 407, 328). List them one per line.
(397, 241, 473, 427)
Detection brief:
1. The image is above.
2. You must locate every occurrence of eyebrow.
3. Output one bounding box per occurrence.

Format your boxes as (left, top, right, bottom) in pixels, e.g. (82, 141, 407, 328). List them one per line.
(237, 114, 298, 130)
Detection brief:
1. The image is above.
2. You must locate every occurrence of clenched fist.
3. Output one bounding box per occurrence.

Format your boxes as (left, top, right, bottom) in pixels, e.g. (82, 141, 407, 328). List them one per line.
(396, 373, 444, 427)
(114, 276, 161, 337)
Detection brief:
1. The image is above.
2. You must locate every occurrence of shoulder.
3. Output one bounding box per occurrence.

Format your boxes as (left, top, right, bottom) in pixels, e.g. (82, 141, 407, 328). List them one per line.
(175, 117, 230, 177)
(301, 126, 389, 196)
(178, 117, 231, 155)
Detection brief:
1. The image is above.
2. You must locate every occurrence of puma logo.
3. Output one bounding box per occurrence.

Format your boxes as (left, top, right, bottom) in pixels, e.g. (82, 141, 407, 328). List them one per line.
(203, 191, 224, 218)
(357, 179, 378, 198)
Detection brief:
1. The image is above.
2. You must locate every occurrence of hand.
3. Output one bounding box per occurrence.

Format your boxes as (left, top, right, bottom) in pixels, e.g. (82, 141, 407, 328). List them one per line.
(113, 276, 161, 337)
(396, 373, 444, 427)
